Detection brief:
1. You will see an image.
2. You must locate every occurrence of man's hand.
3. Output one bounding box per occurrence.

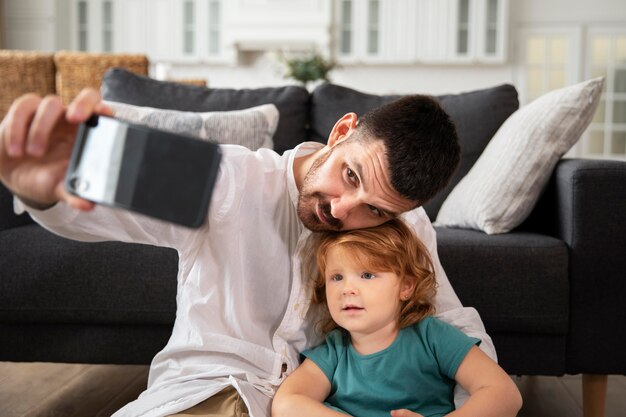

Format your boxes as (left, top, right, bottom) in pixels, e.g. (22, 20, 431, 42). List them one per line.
(0, 88, 113, 210)
(390, 410, 424, 417)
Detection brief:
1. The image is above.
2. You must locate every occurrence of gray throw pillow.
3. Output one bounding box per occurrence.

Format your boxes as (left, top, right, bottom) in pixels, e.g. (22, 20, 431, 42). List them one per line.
(435, 77, 604, 234)
(310, 83, 520, 219)
(106, 101, 279, 151)
(101, 68, 309, 155)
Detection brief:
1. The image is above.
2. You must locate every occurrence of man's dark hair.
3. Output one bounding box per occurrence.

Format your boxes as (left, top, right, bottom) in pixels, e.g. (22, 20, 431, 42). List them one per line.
(357, 95, 460, 206)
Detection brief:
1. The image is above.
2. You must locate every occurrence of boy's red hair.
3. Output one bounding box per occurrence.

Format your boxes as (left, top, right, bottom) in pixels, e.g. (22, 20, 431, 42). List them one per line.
(312, 218, 436, 335)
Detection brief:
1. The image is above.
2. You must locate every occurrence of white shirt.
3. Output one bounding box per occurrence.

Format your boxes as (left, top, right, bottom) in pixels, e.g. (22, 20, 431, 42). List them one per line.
(23, 142, 495, 417)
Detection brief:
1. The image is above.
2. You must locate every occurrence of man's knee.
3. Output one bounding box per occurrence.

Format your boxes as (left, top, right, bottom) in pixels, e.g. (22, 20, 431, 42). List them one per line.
(166, 386, 248, 417)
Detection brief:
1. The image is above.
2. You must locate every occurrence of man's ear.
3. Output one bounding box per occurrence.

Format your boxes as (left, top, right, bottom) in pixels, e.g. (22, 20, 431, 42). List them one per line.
(327, 112, 358, 148)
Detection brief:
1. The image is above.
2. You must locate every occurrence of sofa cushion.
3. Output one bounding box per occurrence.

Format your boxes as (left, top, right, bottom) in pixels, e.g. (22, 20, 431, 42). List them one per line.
(310, 83, 519, 220)
(435, 227, 569, 335)
(435, 77, 604, 234)
(101, 68, 310, 154)
(107, 101, 279, 150)
(0, 185, 34, 232)
(0, 224, 177, 325)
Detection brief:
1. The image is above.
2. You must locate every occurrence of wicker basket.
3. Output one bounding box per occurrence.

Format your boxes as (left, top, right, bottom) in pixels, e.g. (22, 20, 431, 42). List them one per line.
(0, 50, 56, 119)
(172, 78, 208, 87)
(54, 51, 148, 104)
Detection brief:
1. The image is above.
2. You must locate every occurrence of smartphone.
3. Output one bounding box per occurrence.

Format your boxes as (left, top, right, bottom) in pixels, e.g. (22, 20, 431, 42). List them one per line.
(65, 115, 222, 228)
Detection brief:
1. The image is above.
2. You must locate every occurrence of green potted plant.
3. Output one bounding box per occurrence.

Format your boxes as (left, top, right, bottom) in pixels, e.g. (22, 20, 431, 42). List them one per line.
(282, 52, 336, 88)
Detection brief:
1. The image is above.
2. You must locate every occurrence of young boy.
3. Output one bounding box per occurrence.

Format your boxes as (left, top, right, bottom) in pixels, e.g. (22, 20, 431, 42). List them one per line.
(272, 219, 522, 417)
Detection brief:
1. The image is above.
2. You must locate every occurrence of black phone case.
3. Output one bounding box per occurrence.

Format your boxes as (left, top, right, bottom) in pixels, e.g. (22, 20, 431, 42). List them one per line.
(66, 115, 222, 228)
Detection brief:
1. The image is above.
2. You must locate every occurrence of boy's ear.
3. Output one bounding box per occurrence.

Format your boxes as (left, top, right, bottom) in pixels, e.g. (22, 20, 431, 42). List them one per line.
(400, 277, 417, 301)
(327, 112, 358, 148)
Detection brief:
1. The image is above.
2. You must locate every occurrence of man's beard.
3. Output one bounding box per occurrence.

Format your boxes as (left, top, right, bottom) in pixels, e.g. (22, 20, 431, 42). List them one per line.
(297, 192, 343, 232)
(297, 149, 343, 232)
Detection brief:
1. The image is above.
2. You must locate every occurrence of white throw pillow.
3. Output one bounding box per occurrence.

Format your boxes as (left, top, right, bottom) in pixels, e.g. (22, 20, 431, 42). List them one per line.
(105, 101, 279, 151)
(435, 77, 604, 235)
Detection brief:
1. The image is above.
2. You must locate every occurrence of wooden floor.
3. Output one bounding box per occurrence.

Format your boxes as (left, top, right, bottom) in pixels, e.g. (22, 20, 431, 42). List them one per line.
(1, 362, 625, 416)
(0, 362, 148, 417)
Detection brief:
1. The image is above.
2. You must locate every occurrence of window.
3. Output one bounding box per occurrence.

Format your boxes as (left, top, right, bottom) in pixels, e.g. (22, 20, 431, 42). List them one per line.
(367, 0, 380, 55)
(184, 1, 195, 55)
(457, 0, 470, 55)
(451, 0, 507, 61)
(339, 0, 352, 55)
(586, 32, 626, 159)
(518, 26, 626, 160)
(524, 35, 570, 102)
(208, 0, 221, 55)
(77, 1, 88, 51)
(485, 0, 498, 54)
(103, 0, 113, 52)
(517, 27, 582, 155)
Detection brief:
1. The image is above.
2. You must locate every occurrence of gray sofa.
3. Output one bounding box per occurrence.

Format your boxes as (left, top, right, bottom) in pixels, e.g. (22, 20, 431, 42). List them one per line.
(1, 69, 625, 380)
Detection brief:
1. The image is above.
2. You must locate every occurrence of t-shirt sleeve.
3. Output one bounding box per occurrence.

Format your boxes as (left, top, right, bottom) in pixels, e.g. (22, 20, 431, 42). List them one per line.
(424, 317, 481, 379)
(301, 329, 345, 383)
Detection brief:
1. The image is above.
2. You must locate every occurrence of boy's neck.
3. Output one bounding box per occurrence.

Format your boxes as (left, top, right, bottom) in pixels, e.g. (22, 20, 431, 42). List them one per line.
(350, 326, 400, 355)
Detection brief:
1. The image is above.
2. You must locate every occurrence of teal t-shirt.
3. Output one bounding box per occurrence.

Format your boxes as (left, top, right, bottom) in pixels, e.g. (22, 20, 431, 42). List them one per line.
(302, 316, 480, 417)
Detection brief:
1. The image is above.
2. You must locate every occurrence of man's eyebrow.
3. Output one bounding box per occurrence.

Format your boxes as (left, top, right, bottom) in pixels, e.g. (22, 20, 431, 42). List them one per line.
(352, 160, 399, 218)
(353, 160, 367, 191)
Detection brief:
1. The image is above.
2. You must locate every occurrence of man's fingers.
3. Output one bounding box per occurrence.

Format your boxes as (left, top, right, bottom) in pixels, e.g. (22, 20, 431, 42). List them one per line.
(94, 101, 115, 117)
(66, 88, 103, 123)
(26, 95, 65, 157)
(55, 181, 95, 212)
(4, 94, 42, 158)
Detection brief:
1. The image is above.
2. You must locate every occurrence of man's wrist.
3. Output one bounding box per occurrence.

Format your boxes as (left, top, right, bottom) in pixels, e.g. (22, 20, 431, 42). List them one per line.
(15, 195, 57, 211)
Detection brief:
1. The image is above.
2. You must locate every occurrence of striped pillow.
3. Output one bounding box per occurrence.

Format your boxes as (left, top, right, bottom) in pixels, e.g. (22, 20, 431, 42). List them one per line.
(105, 101, 279, 151)
(435, 77, 604, 234)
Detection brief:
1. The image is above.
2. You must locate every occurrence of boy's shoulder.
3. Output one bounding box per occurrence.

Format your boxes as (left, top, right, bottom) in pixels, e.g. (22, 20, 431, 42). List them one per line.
(407, 316, 451, 333)
(406, 316, 481, 357)
(405, 316, 472, 343)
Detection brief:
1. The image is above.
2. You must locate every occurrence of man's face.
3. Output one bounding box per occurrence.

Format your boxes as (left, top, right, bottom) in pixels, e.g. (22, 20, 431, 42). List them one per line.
(297, 137, 415, 232)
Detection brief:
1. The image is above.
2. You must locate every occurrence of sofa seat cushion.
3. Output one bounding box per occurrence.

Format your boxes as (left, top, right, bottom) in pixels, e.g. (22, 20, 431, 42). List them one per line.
(0, 184, 34, 231)
(435, 227, 569, 336)
(0, 225, 177, 325)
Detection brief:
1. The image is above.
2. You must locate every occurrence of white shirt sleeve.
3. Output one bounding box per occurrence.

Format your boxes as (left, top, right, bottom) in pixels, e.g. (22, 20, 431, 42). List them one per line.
(401, 208, 497, 361)
(18, 197, 196, 250)
(402, 207, 498, 408)
(14, 148, 241, 252)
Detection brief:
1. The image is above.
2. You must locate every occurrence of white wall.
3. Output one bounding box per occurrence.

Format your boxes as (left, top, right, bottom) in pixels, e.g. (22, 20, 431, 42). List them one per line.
(168, 62, 514, 95)
(332, 65, 515, 95)
(166, 0, 626, 94)
(2, 0, 57, 51)
(511, 0, 626, 24)
(3, 0, 626, 94)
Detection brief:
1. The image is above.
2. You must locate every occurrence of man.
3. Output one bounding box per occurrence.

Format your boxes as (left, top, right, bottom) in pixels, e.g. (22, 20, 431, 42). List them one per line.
(0, 89, 495, 417)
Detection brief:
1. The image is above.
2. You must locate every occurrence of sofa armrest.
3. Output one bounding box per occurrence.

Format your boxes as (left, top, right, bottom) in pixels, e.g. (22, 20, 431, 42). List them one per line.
(551, 159, 626, 374)
(552, 159, 626, 246)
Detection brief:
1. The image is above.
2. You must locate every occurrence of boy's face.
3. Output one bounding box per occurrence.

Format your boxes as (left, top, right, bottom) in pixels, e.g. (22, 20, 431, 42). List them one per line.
(323, 246, 413, 342)
(297, 138, 414, 232)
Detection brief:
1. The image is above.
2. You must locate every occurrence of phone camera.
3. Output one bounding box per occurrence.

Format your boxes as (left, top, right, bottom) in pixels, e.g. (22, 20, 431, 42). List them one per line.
(68, 176, 89, 193)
